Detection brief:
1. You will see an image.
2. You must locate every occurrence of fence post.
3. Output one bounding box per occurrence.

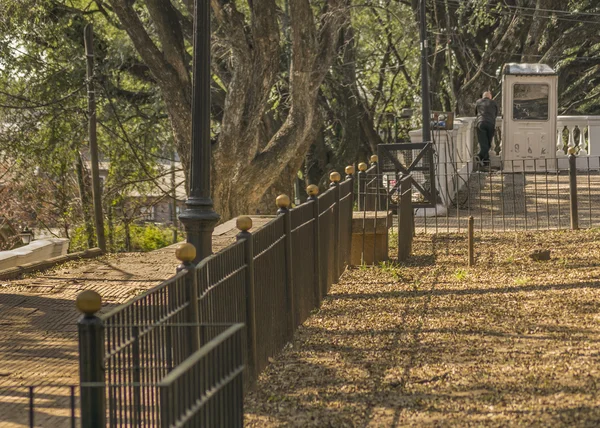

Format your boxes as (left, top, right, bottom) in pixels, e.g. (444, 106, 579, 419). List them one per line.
(329, 172, 341, 283)
(345, 166, 355, 267)
(176, 243, 200, 352)
(370, 155, 380, 210)
(358, 162, 367, 211)
(397, 177, 413, 261)
(235, 216, 258, 383)
(277, 195, 296, 335)
(77, 290, 105, 428)
(307, 185, 322, 307)
(568, 149, 579, 230)
(468, 216, 475, 266)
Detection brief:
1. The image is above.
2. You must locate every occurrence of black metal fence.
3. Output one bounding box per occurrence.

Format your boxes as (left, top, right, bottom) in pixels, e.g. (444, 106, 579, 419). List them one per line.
(356, 153, 600, 240)
(75, 172, 355, 427)
(416, 155, 600, 234)
(0, 384, 79, 428)
(158, 324, 245, 428)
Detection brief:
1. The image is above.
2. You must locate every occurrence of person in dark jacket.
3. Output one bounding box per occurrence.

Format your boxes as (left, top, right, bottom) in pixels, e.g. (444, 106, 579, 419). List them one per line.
(475, 91, 498, 167)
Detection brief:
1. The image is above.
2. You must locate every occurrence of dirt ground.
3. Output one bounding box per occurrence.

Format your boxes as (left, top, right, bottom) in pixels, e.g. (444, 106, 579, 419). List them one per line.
(245, 229, 600, 427)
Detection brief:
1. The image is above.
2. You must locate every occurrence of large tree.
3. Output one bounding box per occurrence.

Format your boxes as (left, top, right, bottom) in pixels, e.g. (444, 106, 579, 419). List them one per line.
(413, 0, 600, 115)
(104, 0, 347, 219)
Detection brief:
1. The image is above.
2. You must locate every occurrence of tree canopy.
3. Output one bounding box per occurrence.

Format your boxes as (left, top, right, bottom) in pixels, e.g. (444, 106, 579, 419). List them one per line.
(1, 0, 599, 247)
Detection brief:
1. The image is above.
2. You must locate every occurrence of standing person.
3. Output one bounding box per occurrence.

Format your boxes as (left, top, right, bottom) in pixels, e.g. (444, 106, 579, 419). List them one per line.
(475, 91, 498, 167)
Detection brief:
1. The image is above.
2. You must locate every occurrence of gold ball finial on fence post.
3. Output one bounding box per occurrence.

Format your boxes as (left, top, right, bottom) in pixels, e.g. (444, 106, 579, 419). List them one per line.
(329, 171, 341, 184)
(276, 194, 291, 215)
(345, 165, 355, 178)
(76, 290, 102, 317)
(236, 215, 253, 232)
(370, 155, 378, 166)
(306, 184, 319, 199)
(358, 162, 368, 172)
(176, 242, 196, 272)
(568, 147, 576, 155)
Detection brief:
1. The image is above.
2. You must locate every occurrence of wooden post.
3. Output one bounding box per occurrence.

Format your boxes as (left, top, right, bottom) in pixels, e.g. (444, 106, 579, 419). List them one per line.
(84, 24, 106, 253)
(468, 216, 475, 266)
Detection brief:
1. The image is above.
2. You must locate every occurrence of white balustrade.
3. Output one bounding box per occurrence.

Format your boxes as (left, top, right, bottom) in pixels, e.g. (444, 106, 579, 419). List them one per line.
(408, 115, 600, 209)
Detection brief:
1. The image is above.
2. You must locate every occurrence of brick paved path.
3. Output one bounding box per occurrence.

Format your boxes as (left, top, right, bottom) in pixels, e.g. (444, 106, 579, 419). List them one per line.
(0, 217, 272, 426)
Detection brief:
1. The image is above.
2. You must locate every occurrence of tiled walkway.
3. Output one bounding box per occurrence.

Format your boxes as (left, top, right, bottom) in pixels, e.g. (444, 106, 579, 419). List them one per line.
(0, 216, 272, 426)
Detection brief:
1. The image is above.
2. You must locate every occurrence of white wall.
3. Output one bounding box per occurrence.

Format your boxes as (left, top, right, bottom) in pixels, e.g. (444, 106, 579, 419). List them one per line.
(0, 239, 69, 271)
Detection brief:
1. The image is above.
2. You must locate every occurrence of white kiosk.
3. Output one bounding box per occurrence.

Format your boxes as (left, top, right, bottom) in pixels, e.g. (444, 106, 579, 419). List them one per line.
(501, 63, 558, 171)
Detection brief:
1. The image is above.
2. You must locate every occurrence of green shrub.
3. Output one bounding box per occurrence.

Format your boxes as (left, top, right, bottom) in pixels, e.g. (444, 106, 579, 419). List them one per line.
(68, 223, 181, 253)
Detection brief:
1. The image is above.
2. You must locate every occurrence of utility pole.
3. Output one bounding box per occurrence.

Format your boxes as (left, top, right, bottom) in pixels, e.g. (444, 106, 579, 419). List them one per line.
(420, 0, 431, 143)
(178, 0, 220, 263)
(84, 24, 106, 253)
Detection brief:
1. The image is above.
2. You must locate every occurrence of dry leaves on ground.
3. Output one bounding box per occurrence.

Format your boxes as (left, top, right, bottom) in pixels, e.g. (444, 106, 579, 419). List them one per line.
(244, 229, 600, 427)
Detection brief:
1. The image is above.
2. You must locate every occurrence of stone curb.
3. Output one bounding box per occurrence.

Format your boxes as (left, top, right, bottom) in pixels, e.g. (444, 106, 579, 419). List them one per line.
(0, 248, 104, 280)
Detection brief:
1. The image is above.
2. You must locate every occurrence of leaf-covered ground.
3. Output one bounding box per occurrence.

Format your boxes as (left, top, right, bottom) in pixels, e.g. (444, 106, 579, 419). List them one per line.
(245, 230, 600, 427)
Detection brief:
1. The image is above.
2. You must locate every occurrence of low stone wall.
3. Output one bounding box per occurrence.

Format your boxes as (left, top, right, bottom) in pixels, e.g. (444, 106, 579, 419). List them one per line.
(0, 239, 70, 271)
(351, 211, 393, 265)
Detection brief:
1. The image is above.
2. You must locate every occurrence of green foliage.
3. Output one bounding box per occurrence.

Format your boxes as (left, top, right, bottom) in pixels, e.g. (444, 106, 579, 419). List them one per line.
(70, 223, 179, 253)
(454, 268, 468, 281)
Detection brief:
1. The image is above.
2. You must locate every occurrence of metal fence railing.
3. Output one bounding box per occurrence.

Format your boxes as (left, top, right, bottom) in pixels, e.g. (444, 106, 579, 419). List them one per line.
(75, 170, 356, 427)
(414, 155, 600, 234)
(0, 384, 79, 428)
(158, 324, 245, 428)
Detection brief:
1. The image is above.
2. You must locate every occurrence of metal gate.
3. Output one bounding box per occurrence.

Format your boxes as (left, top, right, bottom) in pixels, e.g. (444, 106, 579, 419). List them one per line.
(377, 143, 437, 208)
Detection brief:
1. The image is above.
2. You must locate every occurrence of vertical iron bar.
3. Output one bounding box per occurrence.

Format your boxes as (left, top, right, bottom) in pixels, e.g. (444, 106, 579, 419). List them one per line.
(77, 292, 105, 428)
(468, 216, 474, 267)
(308, 192, 322, 306)
(557, 158, 562, 229)
(372, 178, 377, 266)
(489, 167, 494, 232)
(512, 161, 517, 230)
(467, 161, 472, 227)
(71, 385, 76, 428)
(132, 325, 141, 426)
(500, 167, 506, 232)
(587, 156, 592, 228)
(358, 168, 366, 211)
(29, 386, 34, 428)
(236, 223, 257, 383)
(456, 162, 460, 233)
(330, 177, 341, 282)
(545, 159, 550, 229)
(278, 203, 296, 336)
(445, 162, 449, 234)
(534, 161, 539, 230)
(569, 152, 579, 230)
(523, 160, 528, 230)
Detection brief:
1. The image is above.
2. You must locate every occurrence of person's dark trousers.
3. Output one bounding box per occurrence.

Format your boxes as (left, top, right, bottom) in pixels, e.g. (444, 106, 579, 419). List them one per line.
(476, 121, 496, 164)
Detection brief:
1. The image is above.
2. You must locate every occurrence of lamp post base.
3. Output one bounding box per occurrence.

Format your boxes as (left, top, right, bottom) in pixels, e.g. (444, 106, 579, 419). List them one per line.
(179, 197, 220, 264)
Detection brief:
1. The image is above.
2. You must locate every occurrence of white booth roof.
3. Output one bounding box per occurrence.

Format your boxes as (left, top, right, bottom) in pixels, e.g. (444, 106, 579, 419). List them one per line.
(502, 63, 557, 76)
